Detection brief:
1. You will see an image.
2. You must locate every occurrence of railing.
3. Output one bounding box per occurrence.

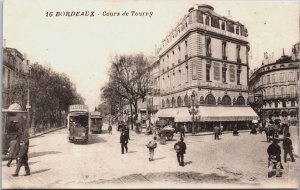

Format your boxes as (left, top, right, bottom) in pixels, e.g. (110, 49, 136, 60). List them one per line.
(198, 81, 248, 90)
(263, 94, 299, 100)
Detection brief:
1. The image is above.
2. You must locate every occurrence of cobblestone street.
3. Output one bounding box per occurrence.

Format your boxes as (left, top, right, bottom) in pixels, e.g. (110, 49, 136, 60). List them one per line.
(2, 124, 298, 189)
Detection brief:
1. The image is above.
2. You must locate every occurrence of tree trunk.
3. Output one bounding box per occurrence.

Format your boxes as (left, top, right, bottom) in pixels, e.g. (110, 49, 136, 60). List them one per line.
(130, 103, 133, 130)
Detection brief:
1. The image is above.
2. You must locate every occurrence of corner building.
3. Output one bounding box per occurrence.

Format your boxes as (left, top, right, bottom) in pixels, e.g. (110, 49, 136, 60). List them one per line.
(249, 44, 299, 126)
(156, 4, 258, 132)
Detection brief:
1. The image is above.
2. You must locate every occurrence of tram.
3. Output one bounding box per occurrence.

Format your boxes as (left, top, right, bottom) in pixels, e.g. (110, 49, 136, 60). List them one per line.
(90, 111, 103, 134)
(67, 104, 89, 144)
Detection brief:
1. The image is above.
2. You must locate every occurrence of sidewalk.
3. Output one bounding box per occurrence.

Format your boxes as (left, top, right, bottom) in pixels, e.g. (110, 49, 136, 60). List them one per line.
(29, 126, 66, 139)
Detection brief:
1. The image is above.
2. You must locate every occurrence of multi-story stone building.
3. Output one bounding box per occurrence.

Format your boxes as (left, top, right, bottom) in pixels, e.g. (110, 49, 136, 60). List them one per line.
(155, 4, 258, 132)
(249, 45, 299, 125)
(2, 47, 29, 109)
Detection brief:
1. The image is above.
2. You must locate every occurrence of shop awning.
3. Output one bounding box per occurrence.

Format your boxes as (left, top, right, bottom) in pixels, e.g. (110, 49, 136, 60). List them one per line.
(198, 106, 259, 122)
(155, 106, 259, 122)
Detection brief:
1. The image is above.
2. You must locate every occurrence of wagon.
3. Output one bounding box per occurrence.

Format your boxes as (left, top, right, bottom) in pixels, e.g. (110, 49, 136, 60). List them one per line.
(158, 125, 175, 141)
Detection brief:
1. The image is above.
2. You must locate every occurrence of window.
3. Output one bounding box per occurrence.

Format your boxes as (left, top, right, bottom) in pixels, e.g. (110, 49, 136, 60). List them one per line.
(221, 95, 231, 105)
(192, 64, 197, 80)
(282, 101, 286, 108)
(236, 26, 240, 34)
(275, 102, 278, 108)
(177, 96, 182, 107)
(184, 95, 189, 106)
(267, 75, 270, 84)
(205, 15, 210, 25)
(171, 97, 176, 107)
(229, 65, 235, 82)
(206, 65, 211, 81)
(236, 45, 241, 62)
(237, 70, 241, 84)
(222, 42, 227, 60)
(222, 67, 227, 83)
(205, 94, 216, 105)
(273, 88, 276, 96)
(205, 37, 211, 56)
(291, 100, 295, 107)
(221, 21, 225, 30)
(214, 62, 220, 81)
(166, 99, 170, 108)
(236, 96, 245, 105)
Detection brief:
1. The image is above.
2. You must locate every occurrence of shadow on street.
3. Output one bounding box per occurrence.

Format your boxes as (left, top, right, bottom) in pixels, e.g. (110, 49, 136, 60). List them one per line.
(88, 135, 107, 144)
(29, 151, 61, 158)
(31, 168, 51, 175)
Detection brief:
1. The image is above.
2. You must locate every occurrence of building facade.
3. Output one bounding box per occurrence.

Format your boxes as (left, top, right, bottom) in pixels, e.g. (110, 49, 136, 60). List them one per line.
(155, 4, 258, 132)
(249, 45, 299, 125)
(2, 48, 29, 109)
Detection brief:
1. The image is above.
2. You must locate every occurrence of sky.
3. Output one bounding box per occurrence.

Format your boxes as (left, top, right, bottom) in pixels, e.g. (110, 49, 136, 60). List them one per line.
(3, 0, 299, 111)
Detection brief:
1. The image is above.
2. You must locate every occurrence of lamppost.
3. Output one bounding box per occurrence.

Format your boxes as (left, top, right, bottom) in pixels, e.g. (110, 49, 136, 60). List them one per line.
(25, 65, 32, 137)
(188, 90, 199, 135)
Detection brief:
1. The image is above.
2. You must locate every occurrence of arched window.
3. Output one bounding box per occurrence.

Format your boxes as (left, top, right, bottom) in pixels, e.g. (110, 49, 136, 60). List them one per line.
(236, 96, 245, 105)
(205, 15, 210, 25)
(222, 95, 231, 105)
(184, 94, 189, 106)
(204, 94, 216, 105)
(171, 97, 176, 107)
(162, 99, 165, 108)
(166, 98, 170, 108)
(177, 96, 182, 107)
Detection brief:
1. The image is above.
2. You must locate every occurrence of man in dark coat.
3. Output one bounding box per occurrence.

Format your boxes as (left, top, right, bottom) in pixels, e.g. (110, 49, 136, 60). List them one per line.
(213, 125, 220, 140)
(7, 134, 21, 167)
(12, 139, 30, 176)
(174, 137, 187, 166)
(120, 129, 129, 154)
(267, 138, 282, 177)
(179, 125, 185, 138)
(283, 133, 295, 163)
(108, 125, 112, 135)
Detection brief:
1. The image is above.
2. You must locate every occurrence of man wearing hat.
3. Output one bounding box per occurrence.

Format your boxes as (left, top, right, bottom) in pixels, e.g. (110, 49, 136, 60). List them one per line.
(174, 137, 187, 166)
(267, 137, 282, 177)
(12, 138, 30, 176)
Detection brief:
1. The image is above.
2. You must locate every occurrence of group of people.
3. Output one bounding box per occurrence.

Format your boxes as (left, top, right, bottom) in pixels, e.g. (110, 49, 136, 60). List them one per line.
(6, 133, 31, 177)
(267, 132, 295, 178)
(118, 124, 187, 167)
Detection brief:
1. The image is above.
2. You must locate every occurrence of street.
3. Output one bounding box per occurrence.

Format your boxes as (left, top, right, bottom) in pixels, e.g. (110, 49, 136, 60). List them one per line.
(2, 125, 298, 189)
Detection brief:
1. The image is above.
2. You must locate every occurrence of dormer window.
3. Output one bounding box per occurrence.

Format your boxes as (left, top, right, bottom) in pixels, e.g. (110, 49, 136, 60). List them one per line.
(221, 21, 226, 30)
(205, 15, 210, 25)
(236, 26, 240, 34)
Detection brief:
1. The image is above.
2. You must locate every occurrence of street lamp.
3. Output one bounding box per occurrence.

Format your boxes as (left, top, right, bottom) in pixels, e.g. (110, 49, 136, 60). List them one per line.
(24, 64, 32, 136)
(188, 90, 199, 135)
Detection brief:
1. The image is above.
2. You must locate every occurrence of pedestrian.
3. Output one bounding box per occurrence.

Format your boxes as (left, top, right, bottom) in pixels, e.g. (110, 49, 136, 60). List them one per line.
(233, 124, 239, 136)
(213, 125, 220, 140)
(179, 124, 185, 138)
(174, 137, 187, 166)
(146, 136, 157, 161)
(283, 133, 295, 163)
(108, 125, 112, 135)
(124, 125, 130, 140)
(267, 138, 282, 178)
(7, 134, 21, 167)
(120, 129, 129, 154)
(12, 139, 30, 177)
(220, 124, 223, 135)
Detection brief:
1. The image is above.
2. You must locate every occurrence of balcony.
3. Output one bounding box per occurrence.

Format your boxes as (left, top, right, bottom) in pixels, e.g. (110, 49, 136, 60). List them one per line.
(263, 94, 299, 100)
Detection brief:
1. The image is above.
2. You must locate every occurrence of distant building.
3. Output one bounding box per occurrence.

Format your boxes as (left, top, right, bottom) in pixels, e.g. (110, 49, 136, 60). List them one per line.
(2, 47, 29, 109)
(154, 4, 258, 132)
(249, 45, 299, 125)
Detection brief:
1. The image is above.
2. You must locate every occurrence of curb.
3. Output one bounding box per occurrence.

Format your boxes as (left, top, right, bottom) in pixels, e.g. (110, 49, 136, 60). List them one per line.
(181, 130, 251, 137)
(29, 126, 66, 139)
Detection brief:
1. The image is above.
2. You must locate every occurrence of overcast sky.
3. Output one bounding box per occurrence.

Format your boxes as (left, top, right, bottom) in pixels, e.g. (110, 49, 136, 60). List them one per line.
(3, 0, 299, 110)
